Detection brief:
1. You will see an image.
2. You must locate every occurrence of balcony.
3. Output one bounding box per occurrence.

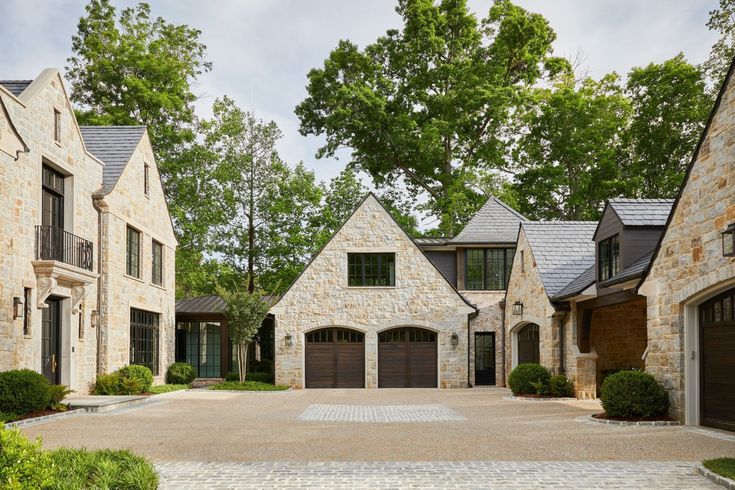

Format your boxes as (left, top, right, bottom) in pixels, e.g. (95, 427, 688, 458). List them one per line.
(35, 225, 94, 271)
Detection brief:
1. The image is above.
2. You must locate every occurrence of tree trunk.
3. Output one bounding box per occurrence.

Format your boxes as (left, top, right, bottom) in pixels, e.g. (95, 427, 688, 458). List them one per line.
(237, 342, 250, 383)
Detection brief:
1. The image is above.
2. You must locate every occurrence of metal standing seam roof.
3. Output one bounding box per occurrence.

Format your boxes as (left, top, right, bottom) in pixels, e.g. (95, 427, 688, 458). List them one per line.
(608, 199, 674, 226)
(79, 126, 147, 189)
(522, 221, 598, 297)
(175, 295, 227, 315)
(413, 237, 453, 246)
(0, 80, 32, 97)
(450, 196, 527, 244)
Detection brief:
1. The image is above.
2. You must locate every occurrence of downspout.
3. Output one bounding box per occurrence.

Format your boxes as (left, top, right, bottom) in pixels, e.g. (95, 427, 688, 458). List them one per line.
(467, 309, 478, 388)
(499, 299, 506, 385)
(92, 195, 106, 375)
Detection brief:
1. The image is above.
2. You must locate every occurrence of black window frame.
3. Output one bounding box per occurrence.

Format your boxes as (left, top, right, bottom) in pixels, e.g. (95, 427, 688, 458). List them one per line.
(144, 163, 150, 196)
(23, 288, 32, 336)
(130, 308, 159, 375)
(598, 234, 620, 281)
(53, 109, 61, 143)
(151, 239, 163, 286)
(347, 253, 395, 287)
(126, 226, 141, 278)
(464, 247, 515, 291)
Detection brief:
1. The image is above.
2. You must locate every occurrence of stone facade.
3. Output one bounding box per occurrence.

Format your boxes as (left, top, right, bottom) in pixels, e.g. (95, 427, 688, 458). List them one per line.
(270, 195, 476, 389)
(640, 64, 735, 422)
(0, 70, 175, 391)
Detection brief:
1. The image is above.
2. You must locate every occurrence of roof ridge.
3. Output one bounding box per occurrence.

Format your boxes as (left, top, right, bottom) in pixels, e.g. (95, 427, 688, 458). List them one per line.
(79, 125, 147, 129)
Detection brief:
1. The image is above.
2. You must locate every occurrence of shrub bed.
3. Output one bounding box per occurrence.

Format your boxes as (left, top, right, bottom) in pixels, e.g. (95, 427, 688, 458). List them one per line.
(209, 381, 289, 391)
(508, 364, 550, 395)
(224, 371, 274, 384)
(0, 369, 52, 416)
(150, 384, 188, 394)
(93, 365, 154, 395)
(166, 362, 195, 385)
(600, 370, 669, 419)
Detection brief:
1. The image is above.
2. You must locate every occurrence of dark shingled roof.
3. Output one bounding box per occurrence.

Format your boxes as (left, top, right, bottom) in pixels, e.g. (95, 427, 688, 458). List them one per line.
(450, 197, 526, 244)
(79, 126, 147, 189)
(414, 237, 452, 246)
(599, 250, 654, 288)
(176, 295, 227, 315)
(0, 80, 32, 97)
(523, 221, 597, 297)
(609, 199, 674, 227)
(552, 264, 596, 301)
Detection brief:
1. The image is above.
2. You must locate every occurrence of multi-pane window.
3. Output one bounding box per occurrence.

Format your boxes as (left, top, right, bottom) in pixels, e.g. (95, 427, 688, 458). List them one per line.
(151, 240, 163, 286)
(348, 253, 395, 286)
(144, 163, 150, 196)
(130, 308, 159, 375)
(126, 226, 140, 278)
(23, 288, 32, 336)
(465, 248, 515, 290)
(53, 109, 61, 142)
(598, 234, 620, 281)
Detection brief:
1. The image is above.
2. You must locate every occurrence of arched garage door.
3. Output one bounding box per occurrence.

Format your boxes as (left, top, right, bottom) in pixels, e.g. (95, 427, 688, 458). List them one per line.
(700, 288, 735, 431)
(305, 328, 364, 388)
(517, 323, 540, 365)
(378, 327, 437, 388)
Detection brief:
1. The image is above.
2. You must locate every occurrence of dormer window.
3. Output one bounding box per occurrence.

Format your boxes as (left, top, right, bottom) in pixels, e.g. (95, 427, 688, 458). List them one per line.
(53, 109, 61, 143)
(465, 248, 515, 290)
(348, 253, 395, 286)
(599, 234, 620, 281)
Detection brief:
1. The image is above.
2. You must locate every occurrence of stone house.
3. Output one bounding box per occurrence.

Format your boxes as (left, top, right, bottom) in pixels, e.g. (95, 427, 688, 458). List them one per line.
(0, 69, 176, 391)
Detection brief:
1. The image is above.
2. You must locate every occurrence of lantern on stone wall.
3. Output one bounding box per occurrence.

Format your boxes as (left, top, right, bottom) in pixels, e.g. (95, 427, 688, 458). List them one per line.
(284, 334, 293, 347)
(512, 301, 523, 316)
(723, 223, 735, 257)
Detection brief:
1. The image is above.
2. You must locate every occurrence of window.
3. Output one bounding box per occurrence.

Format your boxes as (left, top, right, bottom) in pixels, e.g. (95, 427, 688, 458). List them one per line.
(348, 253, 395, 286)
(465, 248, 515, 290)
(178, 321, 221, 378)
(78, 302, 85, 340)
(126, 226, 141, 278)
(144, 163, 150, 196)
(130, 308, 159, 375)
(23, 288, 32, 336)
(598, 234, 620, 281)
(53, 109, 61, 142)
(151, 240, 163, 286)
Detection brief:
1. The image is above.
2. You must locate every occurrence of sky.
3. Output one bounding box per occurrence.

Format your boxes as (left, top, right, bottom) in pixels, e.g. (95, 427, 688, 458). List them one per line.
(0, 0, 721, 190)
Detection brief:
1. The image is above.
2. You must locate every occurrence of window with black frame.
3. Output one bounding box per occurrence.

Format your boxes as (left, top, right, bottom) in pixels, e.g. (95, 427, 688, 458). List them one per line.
(126, 226, 140, 278)
(598, 234, 620, 281)
(151, 240, 163, 286)
(130, 308, 159, 375)
(348, 253, 395, 286)
(465, 248, 515, 290)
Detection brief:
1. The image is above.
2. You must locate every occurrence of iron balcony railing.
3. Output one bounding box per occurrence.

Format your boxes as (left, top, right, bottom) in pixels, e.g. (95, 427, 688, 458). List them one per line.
(35, 225, 94, 272)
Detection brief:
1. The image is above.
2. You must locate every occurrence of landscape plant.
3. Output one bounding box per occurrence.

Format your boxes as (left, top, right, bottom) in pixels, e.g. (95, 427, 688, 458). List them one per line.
(507, 363, 550, 396)
(0, 424, 55, 489)
(116, 365, 153, 392)
(209, 381, 288, 392)
(600, 370, 669, 419)
(165, 362, 196, 385)
(92, 365, 153, 395)
(0, 369, 52, 417)
(548, 374, 575, 397)
(703, 458, 735, 481)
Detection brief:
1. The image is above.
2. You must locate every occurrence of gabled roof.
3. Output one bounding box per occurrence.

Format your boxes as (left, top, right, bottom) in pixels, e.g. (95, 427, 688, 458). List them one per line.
(551, 264, 596, 301)
(0, 80, 32, 97)
(522, 221, 597, 297)
(450, 196, 526, 244)
(600, 250, 654, 288)
(608, 199, 674, 227)
(176, 295, 227, 315)
(79, 126, 147, 190)
(414, 237, 452, 246)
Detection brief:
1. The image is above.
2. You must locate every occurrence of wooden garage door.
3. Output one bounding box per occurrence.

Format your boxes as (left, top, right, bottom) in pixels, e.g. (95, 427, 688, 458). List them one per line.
(378, 327, 437, 388)
(700, 289, 735, 432)
(305, 328, 364, 388)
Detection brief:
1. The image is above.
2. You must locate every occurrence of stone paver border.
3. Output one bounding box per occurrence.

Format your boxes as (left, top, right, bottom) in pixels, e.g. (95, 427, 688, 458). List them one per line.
(298, 404, 466, 422)
(503, 395, 577, 402)
(4, 408, 86, 429)
(697, 465, 735, 489)
(192, 387, 293, 394)
(578, 414, 680, 427)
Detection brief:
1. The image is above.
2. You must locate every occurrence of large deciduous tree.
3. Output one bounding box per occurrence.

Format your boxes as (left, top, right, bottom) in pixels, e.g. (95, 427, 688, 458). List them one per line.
(703, 0, 735, 91)
(296, 0, 566, 234)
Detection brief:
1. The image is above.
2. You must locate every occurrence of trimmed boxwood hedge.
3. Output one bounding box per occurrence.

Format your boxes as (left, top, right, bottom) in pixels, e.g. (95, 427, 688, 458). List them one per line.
(0, 369, 51, 416)
(166, 362, 195, 385)
(508, 363, 550, 395)
(600, 370, 669, 418)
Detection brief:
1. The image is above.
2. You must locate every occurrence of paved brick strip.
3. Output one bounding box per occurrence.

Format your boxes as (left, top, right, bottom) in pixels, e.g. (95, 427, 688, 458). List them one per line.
(297, 404, 466, 422)
(155, 461, 717, 489)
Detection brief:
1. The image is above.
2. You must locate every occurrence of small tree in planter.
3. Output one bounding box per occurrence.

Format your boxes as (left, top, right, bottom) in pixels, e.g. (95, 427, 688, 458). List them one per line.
(217, 281, 270, 383)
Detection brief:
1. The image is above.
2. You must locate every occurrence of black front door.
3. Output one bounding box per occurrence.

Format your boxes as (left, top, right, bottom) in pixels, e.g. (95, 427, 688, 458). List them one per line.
(475, 332, 496, 385)
(41, 165, 65, 261)
(42, 297, 61, 384)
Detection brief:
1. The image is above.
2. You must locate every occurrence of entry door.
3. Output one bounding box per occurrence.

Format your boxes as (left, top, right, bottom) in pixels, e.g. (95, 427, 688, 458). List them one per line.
(517, 323, 540, 364)
(475, 332, 496, 385)
(42, 298, 61, 384)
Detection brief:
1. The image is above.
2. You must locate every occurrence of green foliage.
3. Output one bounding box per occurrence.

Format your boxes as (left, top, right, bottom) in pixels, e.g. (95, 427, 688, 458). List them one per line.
(47, 385, 73, 411)
(0, 412, 17, 423)
(508, 363, 550, 395)
(548, 374, 575, 397)
(117, 365, 153, 393)
(0, 425, 56, 489)
(209, 381, 289, 391)
(225, 372, 274, 384)
(703, 458, 735, 480)
(0, 369, 52, 416)
(600, 370, 670, 419)
(93, 365, 152, 395)
(166, 362, 196, 385)
(93, 373, 123, 395)
(703, 0, 735, 92)
(149, 384, 188, 394)
(529, 380, 548, 396)
(49, 447, 158, 490)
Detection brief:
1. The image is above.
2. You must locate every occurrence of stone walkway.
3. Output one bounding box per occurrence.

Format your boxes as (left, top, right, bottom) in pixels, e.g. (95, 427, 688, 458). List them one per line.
(297, 404, 466, 422)
(156, 461, 717, 489)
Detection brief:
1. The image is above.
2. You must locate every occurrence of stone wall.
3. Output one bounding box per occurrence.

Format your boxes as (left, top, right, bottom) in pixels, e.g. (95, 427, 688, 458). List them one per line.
(640, 65, 735, 421)
(465, 291, 505, 386)
(270, 195, 476, 389)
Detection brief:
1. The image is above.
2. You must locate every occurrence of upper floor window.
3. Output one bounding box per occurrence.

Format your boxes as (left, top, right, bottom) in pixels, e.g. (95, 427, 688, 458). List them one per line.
(465, 248, 515, 290)
(126, 226, 141, 278)
(598, 234, 620, 281)
(348, 253, 395, 287)
(151, 240, 163, 286)
(53, 109, 61, 143)
(144, 163, 150, 196)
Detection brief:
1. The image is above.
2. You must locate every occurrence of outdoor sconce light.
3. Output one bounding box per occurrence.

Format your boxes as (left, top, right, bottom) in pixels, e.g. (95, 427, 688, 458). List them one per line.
(512, 301, 523, 316)
(12, 297, 23, 320)
(723, 223, 735, 257)
(284, 334, 293, 347)
(451, 332, 459, 347)
(90, 310, 99, 328)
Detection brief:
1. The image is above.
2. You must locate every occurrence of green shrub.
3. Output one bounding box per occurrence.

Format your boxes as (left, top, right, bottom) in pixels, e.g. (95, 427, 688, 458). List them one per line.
(0, 412, 17, 423)
(166, 362, 195, 385)
(209, 381, 289, 391)
(117, 365, 153, 393)
(0, 369, 52, 416)
(0, 425, 56, 489)
(252, 359, 274, 374)
(508, 363, 550, 395)
(149, 384, 188, 394)
(224, 371, 239, 382)
(600, 370, 669, 418)
(93, 373, 122, 395)
(49, 447, 158, 490)
(548, 374, 575, 397)
(225, 371, 274, 383)
(47, 385, 72, 411)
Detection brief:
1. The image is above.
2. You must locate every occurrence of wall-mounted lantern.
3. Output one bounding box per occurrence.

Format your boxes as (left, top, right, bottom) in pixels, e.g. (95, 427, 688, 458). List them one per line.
(512, 301, 523, 316)
(723, 223, 735, 257)
(90, 310, 99, 328)
(284, 334, 293, 347)
(13, 297, 23, 320)
(450, 332, 459, 347)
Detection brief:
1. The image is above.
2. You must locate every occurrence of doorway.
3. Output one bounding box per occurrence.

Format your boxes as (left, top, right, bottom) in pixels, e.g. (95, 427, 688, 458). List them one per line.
(41, 297, 61, 384)
(475, 332, 496, 385)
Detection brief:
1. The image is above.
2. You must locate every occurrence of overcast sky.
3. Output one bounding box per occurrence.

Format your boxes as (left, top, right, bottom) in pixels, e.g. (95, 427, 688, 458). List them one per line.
(0, 0, 720, 188)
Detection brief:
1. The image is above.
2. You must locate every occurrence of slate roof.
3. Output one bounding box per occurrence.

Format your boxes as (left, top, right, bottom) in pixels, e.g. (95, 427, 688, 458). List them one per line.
(451, 197, 526, 244)
(0, 80, 32, 97)
(414, 237, 452, 246)
(552, 264, 596, 301)
(79, 126, 147, 189)
(609, 199, 673, 227)
(176, 295, 227, 315)
(522, 221, 597, 297)
(599, 250, 654, 288)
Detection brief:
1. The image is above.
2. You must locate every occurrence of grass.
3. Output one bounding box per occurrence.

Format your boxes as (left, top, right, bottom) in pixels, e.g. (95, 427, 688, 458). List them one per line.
(49, 447, 158, 490)
(150, 383, 188, 394)
(703, 458, 735, 480)
(209, 380, 289, 391)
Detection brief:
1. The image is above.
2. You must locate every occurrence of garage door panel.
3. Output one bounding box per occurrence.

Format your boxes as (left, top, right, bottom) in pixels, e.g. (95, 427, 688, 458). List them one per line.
(305, 328, 364, 389)
(305, 344, 336, 388)
(407, 343, 437, 388)
(378, 343, 406, 388)
(379, 328, 437, 388)
(336, 343, 365, 388)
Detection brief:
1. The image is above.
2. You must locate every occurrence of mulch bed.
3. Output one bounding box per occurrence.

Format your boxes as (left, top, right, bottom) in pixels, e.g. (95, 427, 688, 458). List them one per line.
(592, 412, 676, 422)
(10, 408, 66, 422)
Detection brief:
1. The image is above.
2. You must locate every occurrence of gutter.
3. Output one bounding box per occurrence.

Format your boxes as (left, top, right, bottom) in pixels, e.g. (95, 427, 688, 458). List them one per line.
(552, 306, 569, 374)
(467, 307, 478, 388)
